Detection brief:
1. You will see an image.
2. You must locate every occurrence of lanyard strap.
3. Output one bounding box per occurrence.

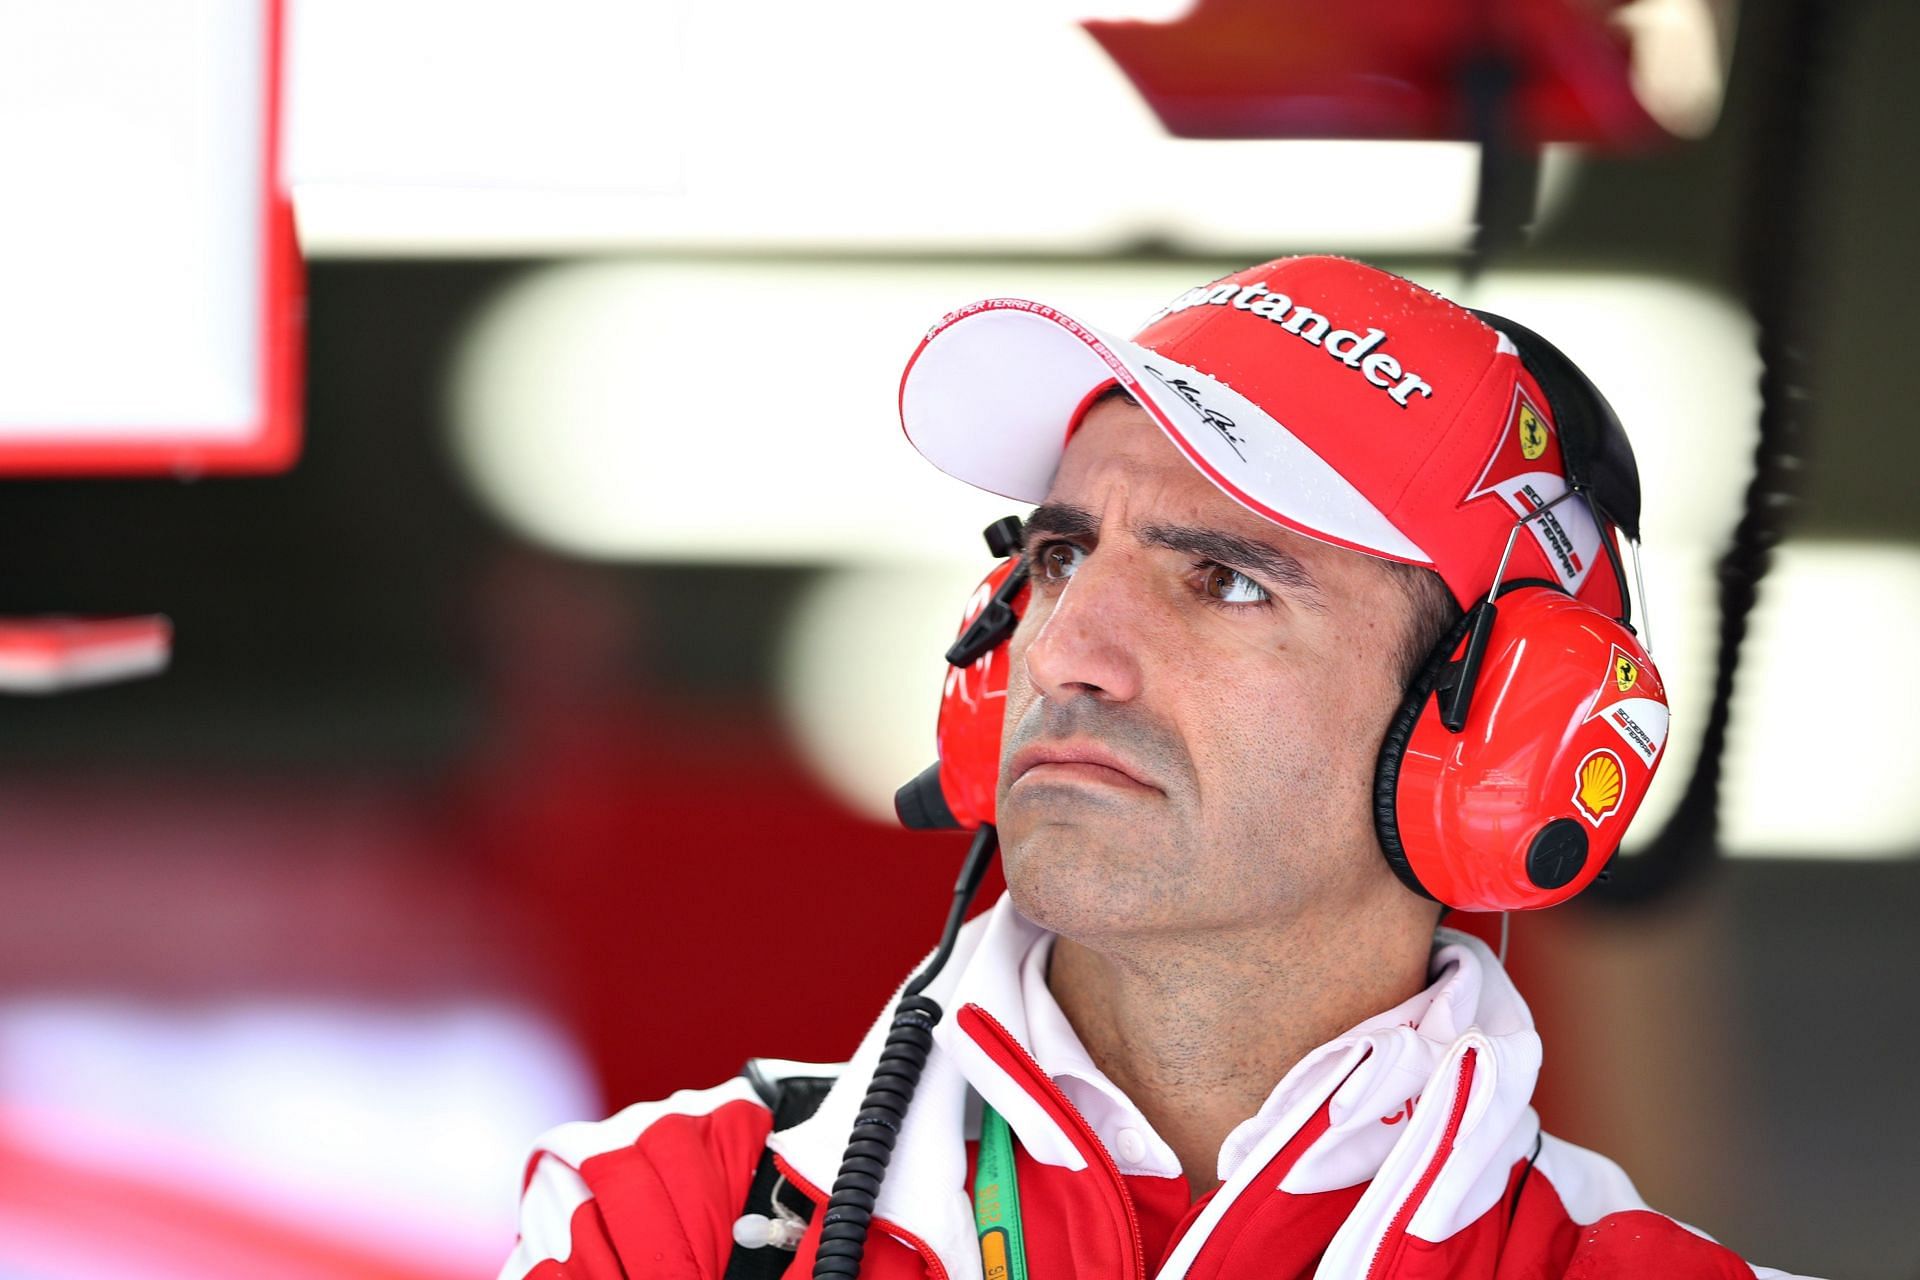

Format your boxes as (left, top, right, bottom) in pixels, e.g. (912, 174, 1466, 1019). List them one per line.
(974, 1102, 1030, 1280)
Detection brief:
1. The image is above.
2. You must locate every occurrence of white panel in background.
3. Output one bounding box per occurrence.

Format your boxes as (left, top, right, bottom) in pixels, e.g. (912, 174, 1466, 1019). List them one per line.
(447, 259, 1212, 565)
(284, 0, 685, 195)
(1611, 540, 1920, 859)
(778, 562, 994, 823)
(287, 0, 1579, 255)
(1720, 542, 1920, 857)
(0, 0, 261, 433)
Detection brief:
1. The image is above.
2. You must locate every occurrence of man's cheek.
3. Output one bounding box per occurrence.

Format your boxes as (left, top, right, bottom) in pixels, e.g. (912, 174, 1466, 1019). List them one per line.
(1002, 619, 1045, 723)
(1196, 692, 1314, 790)
(996, 649, 1034, 792)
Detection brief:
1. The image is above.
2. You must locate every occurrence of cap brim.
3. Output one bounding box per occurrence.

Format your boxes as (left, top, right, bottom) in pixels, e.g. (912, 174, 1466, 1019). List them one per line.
(899, 298, 1430, 565)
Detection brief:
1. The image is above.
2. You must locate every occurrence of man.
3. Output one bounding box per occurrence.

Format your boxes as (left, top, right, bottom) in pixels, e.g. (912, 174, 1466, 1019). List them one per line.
(499, 256, 1816, 1279)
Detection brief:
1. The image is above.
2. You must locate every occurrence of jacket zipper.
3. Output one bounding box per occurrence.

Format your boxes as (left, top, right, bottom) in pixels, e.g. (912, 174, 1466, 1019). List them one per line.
(959, 1004, 1147, 1280)
(773, 1153, 951, 1280)
(1363, 1046, 1477, 1280)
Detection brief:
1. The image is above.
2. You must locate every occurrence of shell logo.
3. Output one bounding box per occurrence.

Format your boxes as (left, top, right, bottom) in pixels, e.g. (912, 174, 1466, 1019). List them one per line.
(1572, 748, 1626, 827)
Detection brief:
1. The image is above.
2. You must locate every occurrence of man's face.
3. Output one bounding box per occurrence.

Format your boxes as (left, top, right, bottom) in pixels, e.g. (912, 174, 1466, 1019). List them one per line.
(995, 395, 1421, 943)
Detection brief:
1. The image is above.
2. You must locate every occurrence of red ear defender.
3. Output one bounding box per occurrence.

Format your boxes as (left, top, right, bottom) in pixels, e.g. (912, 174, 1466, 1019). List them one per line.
(894, 519, 1027, 832)
(930, 556, 1027, 828)
(1374, 584, 1670, 912)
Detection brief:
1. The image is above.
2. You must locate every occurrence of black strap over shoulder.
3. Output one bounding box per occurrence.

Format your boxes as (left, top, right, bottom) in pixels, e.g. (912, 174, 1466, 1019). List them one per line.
(743, 1059, 840, 1126)
(723, 1060, 840, 1280)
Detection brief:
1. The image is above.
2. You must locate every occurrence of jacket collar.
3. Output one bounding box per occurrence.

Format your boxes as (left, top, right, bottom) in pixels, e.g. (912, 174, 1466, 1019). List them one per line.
(771, 894, 1544, 1280)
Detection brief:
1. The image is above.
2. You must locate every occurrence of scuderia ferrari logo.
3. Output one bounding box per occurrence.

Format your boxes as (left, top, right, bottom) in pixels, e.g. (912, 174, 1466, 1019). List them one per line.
(1586, 644, 1669, 767)
(1463, 386, 1604, 593)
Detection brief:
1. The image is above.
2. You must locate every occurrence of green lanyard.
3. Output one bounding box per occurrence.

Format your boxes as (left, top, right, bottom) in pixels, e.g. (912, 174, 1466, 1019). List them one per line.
(974, 1102, 1030, 1280)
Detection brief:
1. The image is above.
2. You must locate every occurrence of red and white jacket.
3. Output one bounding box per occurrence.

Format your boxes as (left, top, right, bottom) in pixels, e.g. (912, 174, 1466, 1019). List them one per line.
(501, 896, 1818, 1279)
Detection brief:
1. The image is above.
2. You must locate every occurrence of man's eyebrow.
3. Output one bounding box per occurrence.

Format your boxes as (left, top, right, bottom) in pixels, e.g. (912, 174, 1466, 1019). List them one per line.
(1022, 503, 1328, 611)
(1023, 502, 1100, 541)
(1137, 522, 1330, 611)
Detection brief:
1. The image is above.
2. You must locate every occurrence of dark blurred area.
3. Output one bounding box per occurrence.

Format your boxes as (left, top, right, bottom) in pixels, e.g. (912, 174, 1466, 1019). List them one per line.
(0, 1, 1913, 1278)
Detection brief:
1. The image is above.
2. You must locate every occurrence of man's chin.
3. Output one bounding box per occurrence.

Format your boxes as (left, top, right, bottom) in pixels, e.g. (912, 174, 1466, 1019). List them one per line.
(1000, 841, 1176, 943)
(996, 785, 1165, 887)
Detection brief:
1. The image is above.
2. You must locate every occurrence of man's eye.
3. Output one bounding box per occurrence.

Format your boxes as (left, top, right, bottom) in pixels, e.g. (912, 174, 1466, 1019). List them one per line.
(1034, 542, 1084, 582)
(1201, 563, 1269, 605)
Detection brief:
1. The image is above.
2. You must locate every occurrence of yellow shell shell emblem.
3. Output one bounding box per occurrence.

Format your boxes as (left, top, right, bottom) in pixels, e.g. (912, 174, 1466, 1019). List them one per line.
(1518, 406, 1548, 461)
(1614, 655, 1639, 693)
(1573, 750, 1626, 827)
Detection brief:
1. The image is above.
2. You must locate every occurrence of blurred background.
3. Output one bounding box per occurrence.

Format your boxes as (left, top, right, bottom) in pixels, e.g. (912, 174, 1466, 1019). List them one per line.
(0, 0, 1911, 1276)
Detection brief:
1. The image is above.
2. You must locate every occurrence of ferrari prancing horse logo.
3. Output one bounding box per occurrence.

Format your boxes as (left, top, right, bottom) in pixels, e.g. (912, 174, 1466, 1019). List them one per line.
(1614, 654, 1639, 693)
(1518, 405, 1547, 460)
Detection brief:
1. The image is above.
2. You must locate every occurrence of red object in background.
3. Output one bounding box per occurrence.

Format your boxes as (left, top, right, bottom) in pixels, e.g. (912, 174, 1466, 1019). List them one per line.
(1083, 0, 1663, 145)
(458, 697, 1003, 1110)
(0, 615, 171, 693)
(454, 554, 1002, 1108)
(0, 0, 302, 477)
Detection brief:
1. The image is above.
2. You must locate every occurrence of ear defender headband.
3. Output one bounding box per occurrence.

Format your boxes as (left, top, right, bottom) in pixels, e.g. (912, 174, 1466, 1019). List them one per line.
(894, 314, 1670, 915)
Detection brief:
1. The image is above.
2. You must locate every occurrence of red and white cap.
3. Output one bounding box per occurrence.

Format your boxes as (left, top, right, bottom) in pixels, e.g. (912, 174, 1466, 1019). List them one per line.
(899, 255, 1619, 612)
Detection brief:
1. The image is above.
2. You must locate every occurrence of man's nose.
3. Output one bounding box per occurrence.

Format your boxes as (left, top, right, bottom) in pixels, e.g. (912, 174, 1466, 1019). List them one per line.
(1021, 550, 1146, 704)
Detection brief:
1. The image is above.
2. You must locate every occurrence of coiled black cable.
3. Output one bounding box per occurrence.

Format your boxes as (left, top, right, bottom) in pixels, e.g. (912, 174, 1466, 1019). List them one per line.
(812, 824, 998, 1279)
(810, 994, 939, 1277)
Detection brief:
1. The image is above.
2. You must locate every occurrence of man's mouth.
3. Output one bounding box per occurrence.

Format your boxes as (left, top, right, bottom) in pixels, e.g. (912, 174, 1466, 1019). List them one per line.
(1007, 741, 1159, 793)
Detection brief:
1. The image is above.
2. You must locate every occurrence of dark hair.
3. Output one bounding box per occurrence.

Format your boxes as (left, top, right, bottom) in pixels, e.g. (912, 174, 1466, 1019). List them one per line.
(1078, 382, 1462, 686)
(1380, 560, 1463, 687)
